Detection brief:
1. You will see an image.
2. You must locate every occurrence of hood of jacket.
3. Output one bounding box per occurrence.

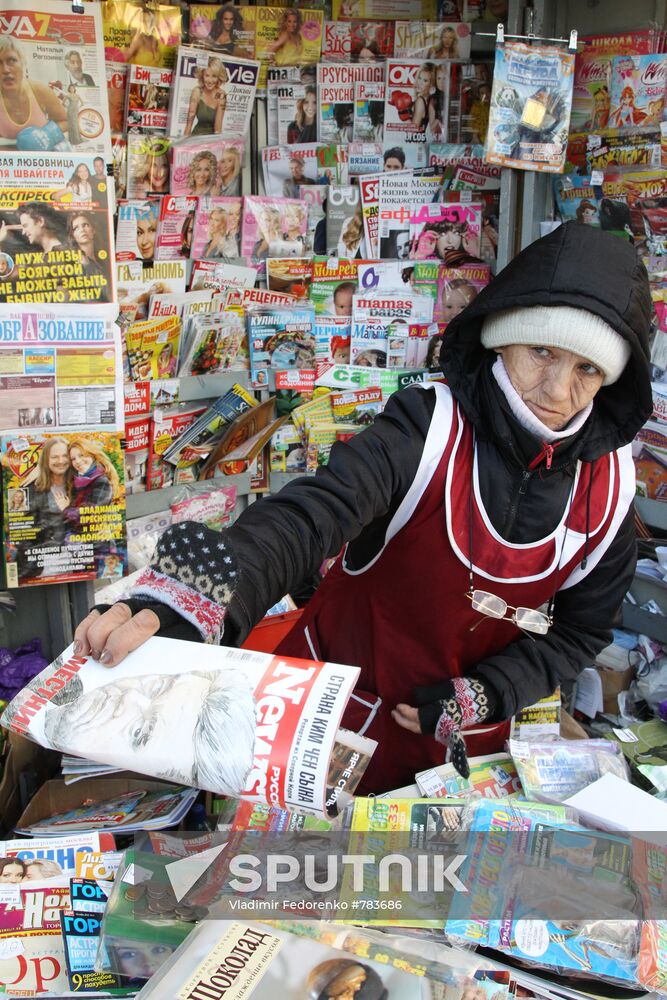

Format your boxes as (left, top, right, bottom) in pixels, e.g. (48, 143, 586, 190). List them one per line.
(441, 222, 653, 460)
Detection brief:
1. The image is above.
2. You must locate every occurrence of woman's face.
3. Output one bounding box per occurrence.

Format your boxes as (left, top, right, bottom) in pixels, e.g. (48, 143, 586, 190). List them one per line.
(76, 164, 90, 181)
(194, 160, 212, 188)
(48, 442, 70, 476)
(437, 229, 461, 253)
(208, 209, 225, 235)
(227, 204, 241, 232)
(0, 862, 23, 883)
(202, 67, 218, 91)
(220, 151, 235, 180)
(70, 445, 92, 474)
(149, 155, 169, 189)
(285, 12, 298, 34)
(222, 9, 234, 29)
(303, 91, 316, 121)
(442, 28, 455, 48)
(436, 66, 446, 91)
(417, 70, 431, 97)
(72, 215, 94, 248)
(136, 216, 156, 258)
(0, 48, 23, 90)
(158, 344, 172, 366)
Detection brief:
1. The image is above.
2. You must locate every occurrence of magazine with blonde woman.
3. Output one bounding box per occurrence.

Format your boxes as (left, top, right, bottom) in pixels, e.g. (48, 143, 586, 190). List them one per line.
(168, 45, 259, 140)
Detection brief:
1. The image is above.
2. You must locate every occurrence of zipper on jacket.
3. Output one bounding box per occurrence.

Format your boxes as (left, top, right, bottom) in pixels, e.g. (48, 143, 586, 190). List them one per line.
(505, 470, 531, 536)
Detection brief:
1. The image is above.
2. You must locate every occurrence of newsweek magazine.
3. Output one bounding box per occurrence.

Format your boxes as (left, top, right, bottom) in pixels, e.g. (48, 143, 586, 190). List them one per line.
(393, 20, 471, 59)
(317, 63, 384, 145)
(608, 53, 667, 127)
(0, 0, 110, 158)
(155, 195, 198, 260)
(116, 259, 187, 324)
(326, 184, 365, 258)
(188, 3, 257, 61)
(170, 136, 244, 199)
(247, 305, 316, 387)
(484, 41, 575, 173)
(1, 636, 372, 817)
(268, 80, 318, 145)
(106, 61, 129, 135)
(167, 45, 260, 141)
(115, 199, 160, 262)
(102, 0, 182, 68)
(241, 195, 308, 263)
(384, 58, 451, 168)
(0, 152, 114, 305)
(353, 81, 385, 142)
(125, 63, 172, 133)
(262, 142, 321, 197)
(2, 430, 127, 587)
(191, 196, 242, 259)
(409, 200, 483, 263)
(0, 304, 122, 436)
(126, 133, 171, 198)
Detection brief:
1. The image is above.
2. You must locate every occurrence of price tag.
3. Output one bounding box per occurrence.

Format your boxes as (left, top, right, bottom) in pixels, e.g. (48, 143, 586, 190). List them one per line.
(459, 189, 473, 203)
(590, 170, 604, 187)
(416, 768, 448, 797)
(0, 938, 24, 961)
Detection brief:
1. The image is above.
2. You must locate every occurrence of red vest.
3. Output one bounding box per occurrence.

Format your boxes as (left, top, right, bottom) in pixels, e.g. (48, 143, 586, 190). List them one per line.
(277, 384, 635, 794)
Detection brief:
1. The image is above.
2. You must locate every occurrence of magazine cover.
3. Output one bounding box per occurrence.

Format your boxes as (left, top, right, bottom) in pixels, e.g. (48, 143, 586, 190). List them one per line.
(188, 4, 256, 61)
(317, 141, 349, 186)
(124, 414, 150, 494)
(586, 130, 662, 173)
(191, 197, 242, 260)
(178, 312, 247, 376)
(608, 53, 667, 127)
(171, 137, 244, 199)
(102, 0, 182, 68)
(269, 80, 318, 145)
(314, 316, 351, 366)
(126, 133, 171, 198)
(457, 63, 493, 144)
(378, 169, 414, 260)
(248, 305, 316, 387)
(106, 61, 129, 135)
(299, 182, 327, 254)
(262, 142, 321, 197)
(383, 58, 450, 168)
(322, 20, 395, 62)
(393, 21, 471, 59)
(2, 431, 126, 587)
(115, 199, 160, 262)
(317, 63, 385, 145)
(0, 0, 110, 157)
(0, 152, 114, 305)
(125, 63, 172, 133)
(571, 31, 657, 132)
(168, 45, 260, 140)
(267, 257, 313, 300)
(429, 143, 501, 191)
(146, 403, 205, 489)
(242, 195, 308, 262)
(156, 195, 198, 260)
(414, 260, 490, 324)
(190, 259, 257, 295)
(116, 259, 187, 324)
(161, 384, 256, 467)
(353, 81, 385, 142)
(0, 304, 122, 436)
(0, 882, 74, 995)
(485, 41, 576, 173)
(332, 0, 437, 19)
(409, 200, 483, 263)
(254, 6, 324, 87)
(125, 314, 181, 381)
(349, 141, 383, 176)
(326, 184, 365, 258)
(359, 171, 381, 255)
(2, 636, 367, 816)
(266, 65, 317, 145)
(111, 134, 127, 200)
(310, 256, 360, 315)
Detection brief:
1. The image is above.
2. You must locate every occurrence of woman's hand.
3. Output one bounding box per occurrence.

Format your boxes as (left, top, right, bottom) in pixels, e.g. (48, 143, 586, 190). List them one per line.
(53, 492, 69, 511)
(73, 604, 161, 666)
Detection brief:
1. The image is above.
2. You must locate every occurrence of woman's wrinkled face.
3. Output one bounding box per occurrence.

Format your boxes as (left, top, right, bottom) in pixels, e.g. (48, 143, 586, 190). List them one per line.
(0, 48, 23, 89)
(497, 343, 606, 430)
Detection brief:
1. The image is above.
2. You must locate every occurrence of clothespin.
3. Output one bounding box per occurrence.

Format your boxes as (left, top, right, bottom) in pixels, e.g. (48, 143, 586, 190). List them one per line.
(496, 22, 505, 45)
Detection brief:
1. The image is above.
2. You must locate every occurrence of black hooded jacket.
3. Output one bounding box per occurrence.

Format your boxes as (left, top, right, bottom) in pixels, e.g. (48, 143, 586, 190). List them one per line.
(129, 223, 652, 718)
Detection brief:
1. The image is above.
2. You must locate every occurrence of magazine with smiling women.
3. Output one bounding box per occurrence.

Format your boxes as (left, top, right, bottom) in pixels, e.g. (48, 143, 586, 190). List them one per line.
(167, 45, 260, 141)
(1, 636, 373, 818)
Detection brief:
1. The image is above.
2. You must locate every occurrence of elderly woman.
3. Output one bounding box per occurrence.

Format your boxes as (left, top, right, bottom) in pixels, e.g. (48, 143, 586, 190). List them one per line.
(0, 36, 69, 150)
(74, 224, 651, 792)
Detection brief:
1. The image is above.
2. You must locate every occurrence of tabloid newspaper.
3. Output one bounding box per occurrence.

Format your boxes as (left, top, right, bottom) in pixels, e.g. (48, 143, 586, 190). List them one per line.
(325, 183, 364, 258)
(1, 636, 373, 817)
(191, 196, 242, 259)
(125, 63, 173, 133)
(106, 61, 129, 135)
(0, 152, 114, 305)
(485, 41, 575, 173)
(155, 195, 198, 260)
(0, 304, 123, 437)
(0, 0, 111, 158)
(353, 81, 385, 141)
(262, 142, 321, 196)
(115, 198, 160, 262)
(2, 430, 127, 587)
(116, 259, 187, 323)
(167, 45, 260, 141)
(102, 0, 182, 69)
(393, 21, 471, 59)
(384, 58, 451, 168)
(170, 136, 244, 199)
(317, 63, 385, 145)
(266, 66, 316, 146)
(188, 4, 257, 61)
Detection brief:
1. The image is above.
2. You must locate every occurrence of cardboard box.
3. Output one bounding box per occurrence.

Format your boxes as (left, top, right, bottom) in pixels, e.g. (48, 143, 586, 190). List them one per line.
(0, 732, 59, 836)
(596, 665, 635, 715)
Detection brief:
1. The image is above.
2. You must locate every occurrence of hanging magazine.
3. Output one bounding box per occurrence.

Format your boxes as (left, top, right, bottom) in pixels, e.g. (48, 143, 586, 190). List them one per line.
(2, 430, 127, 587)
(167, 45, 260, 140)
(383, 58, 451, 169)
(125, 64, 173, 133)
(115, 199, 160, 262)
(1, 636, 374, 818)
(102, 1, 182, 69)
(484, 40, 575, 173)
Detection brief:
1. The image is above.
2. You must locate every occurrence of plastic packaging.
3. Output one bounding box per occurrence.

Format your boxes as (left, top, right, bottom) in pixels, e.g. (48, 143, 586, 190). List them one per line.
(508, 737, 630, 803)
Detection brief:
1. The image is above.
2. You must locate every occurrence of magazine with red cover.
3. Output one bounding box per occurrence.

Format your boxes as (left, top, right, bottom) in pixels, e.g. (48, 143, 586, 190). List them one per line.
(125, 63, 173, 133)
(156, 196, 198, 260)
(383, 58, 450, 168)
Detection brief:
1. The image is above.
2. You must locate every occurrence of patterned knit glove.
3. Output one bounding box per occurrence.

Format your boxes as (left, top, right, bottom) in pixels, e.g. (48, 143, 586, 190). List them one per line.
(416, 676, 496, 780)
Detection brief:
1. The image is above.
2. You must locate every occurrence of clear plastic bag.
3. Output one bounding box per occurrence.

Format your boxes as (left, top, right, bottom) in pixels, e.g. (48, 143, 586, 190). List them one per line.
(508, 737, 630, 803)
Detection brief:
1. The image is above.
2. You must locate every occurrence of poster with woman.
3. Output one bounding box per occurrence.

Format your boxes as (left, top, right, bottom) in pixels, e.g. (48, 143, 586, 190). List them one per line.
(188, 4, 256, 61)
(383, 58, 450, 168)
(2, 431, 126, 587)
(103, 0, 182, 69)
(0, 0, 110, 157)
(0, 152, 114, 305)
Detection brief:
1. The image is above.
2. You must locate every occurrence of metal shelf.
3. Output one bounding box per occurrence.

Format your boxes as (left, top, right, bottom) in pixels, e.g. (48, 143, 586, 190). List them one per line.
(126, 472, 253, 519)
(269, 470, 316, 491)
(177, 372, 254, 403)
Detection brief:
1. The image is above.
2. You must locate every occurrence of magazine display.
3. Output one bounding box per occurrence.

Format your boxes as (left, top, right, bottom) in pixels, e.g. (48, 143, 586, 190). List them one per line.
(190, 259, 258, 295)
(0, 152, 113, 305)
(241, 195, 308, 262)
(199, 396, 285, 477)
(299, 182, 327, 254)
(262, 142, 321, 197)
(168, 45, 260, 140)
(484, 40, 575, 173)
(326, 184, 365, 258)
(309, 256, 360, 315)
(115, 199, 160, 262)
(2, 636, 372, 817)
(146, 403, 205, 489)
(413, 260, 490, 324)
(359, 171, 381, 256)
(254, 6, 324, 88)
(322, 20, 395, 62)
(409, 201, 483, 263)
(106, 61, 129, 135)
(125, 64, 173, 133)
(0, 0, 110, 157)
(383, 58, 450, 168)
(191, 196, 242, 259)
(317, 63, 384, 145)
(160, 384, 256, 467)
(170, 136, 244, 200)
(2, 430, 127, 587)
(155, 195, 198, 260)
(126, 133, 171, 198)
(247, 305, 316, 387)
(353, 81, 385, 142)
(608, 53, 667, 127)
(348, 141, 383, 177)
(178, 311, 247, 376)
(571, 31, 656, 132)
(457, 63, 493, 143)
(188, 4, 256, 61)
(377, 169, 414, 260)
(429, 142, 501, 190)
(102, 1, 182, 68)
(267, 257, 313, 299)
(266, 66, 317, 145)
(332, 0, 437, 18)
(0, 881, 74, 996)
(393, 21, 471, 60)
(125, 314, 181, 381)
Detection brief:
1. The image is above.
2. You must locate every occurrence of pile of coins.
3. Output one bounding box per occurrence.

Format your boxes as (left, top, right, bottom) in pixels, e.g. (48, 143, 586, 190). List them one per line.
(123, 876, 209, 923)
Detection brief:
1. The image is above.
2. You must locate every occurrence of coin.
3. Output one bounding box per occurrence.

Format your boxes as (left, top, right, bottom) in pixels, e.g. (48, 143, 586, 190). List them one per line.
(174, 905, 197, 921)
(146, 883, 167, 899)
(124, 885, 146, 902)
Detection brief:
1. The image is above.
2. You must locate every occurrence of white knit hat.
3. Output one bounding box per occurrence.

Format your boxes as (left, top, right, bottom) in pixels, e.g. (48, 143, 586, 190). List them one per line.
(481, 305, 631, 386)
